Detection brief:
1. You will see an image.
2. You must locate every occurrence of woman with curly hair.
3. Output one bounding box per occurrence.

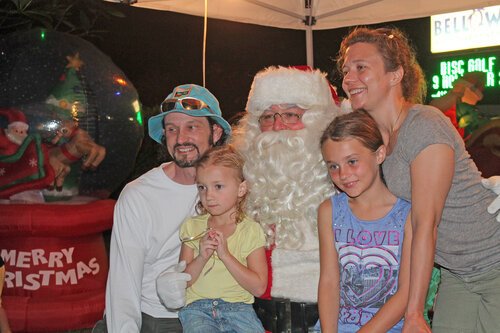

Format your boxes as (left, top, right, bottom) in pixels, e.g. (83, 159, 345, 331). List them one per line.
(335, 27, 500, 333)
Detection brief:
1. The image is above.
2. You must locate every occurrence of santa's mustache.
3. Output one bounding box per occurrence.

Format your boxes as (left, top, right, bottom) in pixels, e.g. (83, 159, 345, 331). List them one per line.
(255, 128, 313, 151)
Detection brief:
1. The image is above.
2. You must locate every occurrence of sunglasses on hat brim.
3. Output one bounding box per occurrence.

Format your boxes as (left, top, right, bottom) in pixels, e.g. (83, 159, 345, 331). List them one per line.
(161, 97, 215, 115)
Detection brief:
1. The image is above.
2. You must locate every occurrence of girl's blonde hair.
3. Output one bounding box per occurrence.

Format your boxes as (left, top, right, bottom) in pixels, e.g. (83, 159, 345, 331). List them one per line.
(195, 144, 247, 224)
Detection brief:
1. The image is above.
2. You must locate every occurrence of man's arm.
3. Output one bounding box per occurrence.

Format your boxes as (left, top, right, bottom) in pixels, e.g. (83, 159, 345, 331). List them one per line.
(429, 78, 469, 112)
(106, 189, 148, 331)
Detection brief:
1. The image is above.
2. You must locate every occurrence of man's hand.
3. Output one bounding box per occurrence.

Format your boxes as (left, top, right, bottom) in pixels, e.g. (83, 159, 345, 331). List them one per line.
(481, 176, 500, 222)
(156, 261, 191, 309)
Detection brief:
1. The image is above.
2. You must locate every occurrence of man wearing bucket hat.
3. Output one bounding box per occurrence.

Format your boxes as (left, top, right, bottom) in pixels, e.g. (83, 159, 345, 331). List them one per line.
(94, 84, 231, 333)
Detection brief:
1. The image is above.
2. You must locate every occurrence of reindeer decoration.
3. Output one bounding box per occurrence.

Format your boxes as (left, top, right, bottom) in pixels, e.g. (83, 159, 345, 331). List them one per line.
(48, 119, 106, 191)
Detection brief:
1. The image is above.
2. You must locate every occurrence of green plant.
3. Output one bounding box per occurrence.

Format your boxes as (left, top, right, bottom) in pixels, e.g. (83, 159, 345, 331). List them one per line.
(0, 0, 125, 36)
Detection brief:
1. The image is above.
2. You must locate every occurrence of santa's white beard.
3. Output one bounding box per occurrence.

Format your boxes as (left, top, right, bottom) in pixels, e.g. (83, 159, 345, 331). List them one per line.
(233, 103, 344, 301)
(242, 125, 336, 251)
(5, 129, 26, 145)
(238, 122, 336, 301)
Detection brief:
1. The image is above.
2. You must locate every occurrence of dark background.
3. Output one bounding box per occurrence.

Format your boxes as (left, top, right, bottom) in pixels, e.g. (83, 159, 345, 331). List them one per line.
(90, 3, 433, 117)
(87, 3, 499, 189)
(90, 3, 500, 113)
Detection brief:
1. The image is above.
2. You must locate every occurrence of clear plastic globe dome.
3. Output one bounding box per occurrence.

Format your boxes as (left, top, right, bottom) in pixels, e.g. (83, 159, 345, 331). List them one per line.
(0, 28, 144, 199)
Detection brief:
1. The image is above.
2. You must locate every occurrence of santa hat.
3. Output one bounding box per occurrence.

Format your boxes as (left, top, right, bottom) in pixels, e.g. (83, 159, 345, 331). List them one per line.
(246, 65, 339, 116)
(0, 108, 29, 130)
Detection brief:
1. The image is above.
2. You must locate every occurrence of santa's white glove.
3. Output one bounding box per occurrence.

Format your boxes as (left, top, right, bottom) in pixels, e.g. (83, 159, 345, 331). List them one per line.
(156, 260, 191, 309)
(481, 176, 500, 222)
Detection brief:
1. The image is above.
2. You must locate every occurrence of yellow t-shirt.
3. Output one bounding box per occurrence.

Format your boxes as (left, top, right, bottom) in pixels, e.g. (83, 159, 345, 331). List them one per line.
(179, 214, 266, 305)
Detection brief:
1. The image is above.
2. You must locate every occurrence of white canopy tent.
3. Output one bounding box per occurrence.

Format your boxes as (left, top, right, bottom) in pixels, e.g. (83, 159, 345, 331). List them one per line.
(114, 0, 497, 68)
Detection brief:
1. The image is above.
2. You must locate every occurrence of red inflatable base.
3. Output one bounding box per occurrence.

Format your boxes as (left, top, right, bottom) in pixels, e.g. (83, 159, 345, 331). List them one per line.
(0, 199, 115, 332)
(4, 290, 105, 332)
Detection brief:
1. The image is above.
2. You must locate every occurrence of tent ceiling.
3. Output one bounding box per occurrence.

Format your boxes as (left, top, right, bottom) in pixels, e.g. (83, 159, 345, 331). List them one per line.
(115, 0, 498, 30)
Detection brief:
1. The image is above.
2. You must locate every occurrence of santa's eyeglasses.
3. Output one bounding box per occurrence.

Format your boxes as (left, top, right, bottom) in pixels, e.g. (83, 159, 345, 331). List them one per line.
(258, 104, 305, 127)
(161, 97, 215, 114)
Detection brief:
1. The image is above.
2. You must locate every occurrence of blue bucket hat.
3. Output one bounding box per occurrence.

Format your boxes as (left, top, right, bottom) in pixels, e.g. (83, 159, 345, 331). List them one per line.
(148, 84, 231, 143)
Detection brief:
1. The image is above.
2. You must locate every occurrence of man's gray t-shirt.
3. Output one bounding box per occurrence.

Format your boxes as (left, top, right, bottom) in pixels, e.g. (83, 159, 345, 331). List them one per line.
(383, 104, 500, 276)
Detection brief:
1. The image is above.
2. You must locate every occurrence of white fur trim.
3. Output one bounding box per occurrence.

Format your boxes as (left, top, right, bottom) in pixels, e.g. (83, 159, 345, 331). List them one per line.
(340, 99, 354, 114)
(8, 121, 28, 129)
(246, 66, 334, 115)
(271, 248, 320, 302)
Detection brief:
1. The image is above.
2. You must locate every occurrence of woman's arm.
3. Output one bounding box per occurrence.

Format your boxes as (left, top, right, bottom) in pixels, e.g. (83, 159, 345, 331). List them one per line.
(403, 144, 454, 333)
(214, 231, 268, 297)
(317, 199, 340, 333)
(359, 211, 413, 332)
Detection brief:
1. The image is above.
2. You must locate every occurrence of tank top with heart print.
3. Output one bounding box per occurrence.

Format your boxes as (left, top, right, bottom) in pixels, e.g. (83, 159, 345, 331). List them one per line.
(331, 192, 410, 332)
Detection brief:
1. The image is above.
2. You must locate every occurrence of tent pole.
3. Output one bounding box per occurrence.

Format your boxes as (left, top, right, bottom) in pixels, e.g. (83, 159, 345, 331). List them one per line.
(203, 0, 207, 87)
(306, 26, 313, 67)
(305, 0, 314, 67)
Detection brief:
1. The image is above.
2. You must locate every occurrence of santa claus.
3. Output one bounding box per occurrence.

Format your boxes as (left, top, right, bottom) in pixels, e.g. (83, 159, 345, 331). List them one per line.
(231, 66, 345, 331)
(0, 108, 29, 154)
(0, 108, 55, 200)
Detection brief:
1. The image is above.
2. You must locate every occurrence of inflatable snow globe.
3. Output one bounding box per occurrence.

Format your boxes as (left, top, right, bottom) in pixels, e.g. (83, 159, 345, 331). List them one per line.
(0, 28, 143, 331)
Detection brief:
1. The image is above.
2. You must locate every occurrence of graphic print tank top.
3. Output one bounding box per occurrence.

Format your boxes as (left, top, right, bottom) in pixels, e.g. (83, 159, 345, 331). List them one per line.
(332, 193, 410, 332)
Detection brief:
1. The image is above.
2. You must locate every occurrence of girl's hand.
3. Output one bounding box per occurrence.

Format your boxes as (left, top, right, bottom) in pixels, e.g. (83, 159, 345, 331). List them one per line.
(199, 232, 218, 260)
(213, 231, 230, 260)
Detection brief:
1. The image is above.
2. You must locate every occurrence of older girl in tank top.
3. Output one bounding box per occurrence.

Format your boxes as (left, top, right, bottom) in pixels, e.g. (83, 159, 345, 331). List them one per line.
(317, 110, 412, 332)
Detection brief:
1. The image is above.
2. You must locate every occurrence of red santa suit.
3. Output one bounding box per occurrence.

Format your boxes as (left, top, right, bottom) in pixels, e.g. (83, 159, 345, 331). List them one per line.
(0, 108, 54, 199)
